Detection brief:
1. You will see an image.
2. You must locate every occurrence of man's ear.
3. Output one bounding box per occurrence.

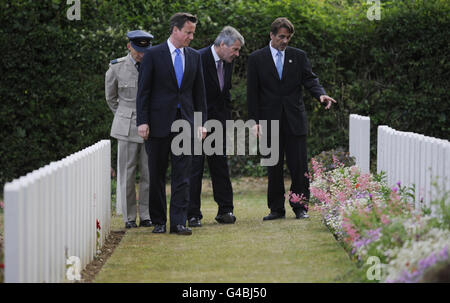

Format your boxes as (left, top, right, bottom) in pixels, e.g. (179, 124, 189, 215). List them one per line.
(127, 42, 131, 51)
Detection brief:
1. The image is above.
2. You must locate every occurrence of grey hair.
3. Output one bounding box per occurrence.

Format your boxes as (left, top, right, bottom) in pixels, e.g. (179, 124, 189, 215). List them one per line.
(213, 26, 245, 47)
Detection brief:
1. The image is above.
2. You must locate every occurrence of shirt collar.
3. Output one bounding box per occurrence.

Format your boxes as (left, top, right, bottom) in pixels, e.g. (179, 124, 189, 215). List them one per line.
(128, 53, 137, 65)
(269, 41, 285, 57)
(211, 45, 221, 63)
(167, 38, 184, 55)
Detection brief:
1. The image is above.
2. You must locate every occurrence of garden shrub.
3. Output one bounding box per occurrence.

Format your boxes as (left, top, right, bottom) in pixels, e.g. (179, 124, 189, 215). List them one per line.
(1, 0, 448, 191)
(310, 156, 450, 282)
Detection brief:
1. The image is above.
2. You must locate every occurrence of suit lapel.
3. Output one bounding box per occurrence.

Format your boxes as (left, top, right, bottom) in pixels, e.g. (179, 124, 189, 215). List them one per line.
(224, 61, 232, 88)
(181, 47, 192, 89)
(161, 42, 178, 88)
(281, 47, 294, 81)
(263, 46, 280, 82)
(206, 47, 221, 90)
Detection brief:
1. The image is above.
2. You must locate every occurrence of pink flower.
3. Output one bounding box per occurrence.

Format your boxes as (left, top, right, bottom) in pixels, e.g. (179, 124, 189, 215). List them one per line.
(381, 214, 390, 225)
(311, 187, 331, 204)
(311, 158, 324, 178)
(96, 219, 101, 230)
(290, 193, 304, 203)
(286, 191, 308, 209)
(356, 174, 371, 191)
(0, 200, 4, 209)
(304, 172, 312, 180)
(284, 191, 293, 201)
(337, 192, 347, 203)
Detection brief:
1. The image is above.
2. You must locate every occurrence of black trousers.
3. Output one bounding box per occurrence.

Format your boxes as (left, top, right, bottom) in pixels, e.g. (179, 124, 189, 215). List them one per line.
(267, 111, 310, 214)
(144, 111, 192, 227)
(188, 151, 234, 219)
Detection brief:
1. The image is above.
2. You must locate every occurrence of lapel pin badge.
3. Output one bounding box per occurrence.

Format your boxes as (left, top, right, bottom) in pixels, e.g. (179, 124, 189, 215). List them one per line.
(289, 59, 293, 63)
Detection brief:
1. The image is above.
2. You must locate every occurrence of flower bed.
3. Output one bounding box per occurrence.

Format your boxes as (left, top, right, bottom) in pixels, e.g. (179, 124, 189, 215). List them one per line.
(309, 155, 450, 282)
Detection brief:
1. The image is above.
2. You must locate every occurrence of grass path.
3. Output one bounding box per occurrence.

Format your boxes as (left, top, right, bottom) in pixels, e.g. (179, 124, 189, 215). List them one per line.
(94, 178, 357, 283)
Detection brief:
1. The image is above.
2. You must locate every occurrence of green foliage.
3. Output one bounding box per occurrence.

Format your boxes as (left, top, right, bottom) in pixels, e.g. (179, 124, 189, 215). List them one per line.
(430, 180, 450, 229)
(308, 148, 356, 174)
(0, 1, 121, 189)
(1, 0, 449, 188)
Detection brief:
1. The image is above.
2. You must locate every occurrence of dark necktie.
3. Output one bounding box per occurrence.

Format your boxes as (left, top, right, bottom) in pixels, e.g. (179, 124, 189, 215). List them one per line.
(135, 62, 140, 71)
(217, 60, 224, 91)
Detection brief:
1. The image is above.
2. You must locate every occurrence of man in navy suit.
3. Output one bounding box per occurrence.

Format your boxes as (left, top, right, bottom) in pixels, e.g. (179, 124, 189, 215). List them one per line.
(247, 17, 336, 221)
(136, 12, 207, 235)
(187, 26, 244, 228)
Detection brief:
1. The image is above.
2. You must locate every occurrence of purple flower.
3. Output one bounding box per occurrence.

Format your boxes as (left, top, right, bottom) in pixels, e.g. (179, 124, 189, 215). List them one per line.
(389, 246, 450, 283)
(352, 228, 381, 252)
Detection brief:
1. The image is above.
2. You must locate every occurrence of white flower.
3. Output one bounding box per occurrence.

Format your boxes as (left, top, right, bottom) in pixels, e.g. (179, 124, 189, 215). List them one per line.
(382, 228, 450, 282)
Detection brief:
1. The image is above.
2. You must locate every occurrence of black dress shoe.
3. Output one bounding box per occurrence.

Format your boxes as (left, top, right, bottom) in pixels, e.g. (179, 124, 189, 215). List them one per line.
(152, 224, 166, 233)
(170, 225, 192, 235)
(125, 221, 138, 229)
(215, 212, 236, 224)
(188, 217, 202, 227)
(263, 212, 285, 221)
(294, 209, 309, 219)
(139, 219, 153, 227)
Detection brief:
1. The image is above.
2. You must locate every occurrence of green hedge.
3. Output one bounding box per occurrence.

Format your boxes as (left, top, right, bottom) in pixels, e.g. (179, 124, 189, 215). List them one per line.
(1, 0, 449, 191)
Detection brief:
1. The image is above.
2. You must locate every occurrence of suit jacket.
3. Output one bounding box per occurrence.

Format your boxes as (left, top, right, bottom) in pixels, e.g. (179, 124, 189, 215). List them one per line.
(247, 45, 326, 136)
(198, 46, 233, 123)
(105, 53, 143, 143)
(136, 41, 207, 138)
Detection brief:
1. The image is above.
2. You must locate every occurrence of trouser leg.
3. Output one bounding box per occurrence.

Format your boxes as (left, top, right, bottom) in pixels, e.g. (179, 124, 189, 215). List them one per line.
(138, 142, 151, 221)
(169, 137, 193, 227)
(188, 154, 205, 219)
(118, 140, 139, 223)
(208, 154, 234, 215)
(285, 133, 309, 212)
(146, 137, 170, 225)
(266, 121, 286, 214)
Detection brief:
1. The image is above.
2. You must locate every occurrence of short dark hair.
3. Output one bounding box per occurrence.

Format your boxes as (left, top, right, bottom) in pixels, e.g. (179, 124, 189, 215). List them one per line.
(169, 12, 197, 34)
(270, 17, 294, 35)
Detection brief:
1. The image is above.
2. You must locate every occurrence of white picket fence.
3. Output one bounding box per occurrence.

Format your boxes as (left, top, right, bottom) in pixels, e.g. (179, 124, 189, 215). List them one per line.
(377, 126, 450, 208)
(3, 140, 111, 283)
(349, 114, 371, 174)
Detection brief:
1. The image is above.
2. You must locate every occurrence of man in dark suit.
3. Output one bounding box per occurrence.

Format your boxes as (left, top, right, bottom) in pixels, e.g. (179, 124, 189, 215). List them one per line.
(136, 12, 207, 235)
(187, 26, 244, 228)
(247, 17, 336, 221)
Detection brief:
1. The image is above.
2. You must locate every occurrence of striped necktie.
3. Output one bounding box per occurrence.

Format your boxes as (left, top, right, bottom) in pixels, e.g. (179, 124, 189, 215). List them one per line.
(217, 60, 224, 91)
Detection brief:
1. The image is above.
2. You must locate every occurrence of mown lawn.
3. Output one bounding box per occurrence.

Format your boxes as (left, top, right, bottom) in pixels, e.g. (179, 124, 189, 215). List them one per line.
(95, 178, 358, 283)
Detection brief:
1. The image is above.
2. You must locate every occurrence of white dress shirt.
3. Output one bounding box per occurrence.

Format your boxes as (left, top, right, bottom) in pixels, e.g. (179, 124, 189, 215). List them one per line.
(211, 45, 221, 69)
(269, 41, 285, 67)
(167, 38, 185, 70)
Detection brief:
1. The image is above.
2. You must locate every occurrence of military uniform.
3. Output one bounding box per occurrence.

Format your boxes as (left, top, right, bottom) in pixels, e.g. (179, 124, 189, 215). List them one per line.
(105, 30, 154, 227)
